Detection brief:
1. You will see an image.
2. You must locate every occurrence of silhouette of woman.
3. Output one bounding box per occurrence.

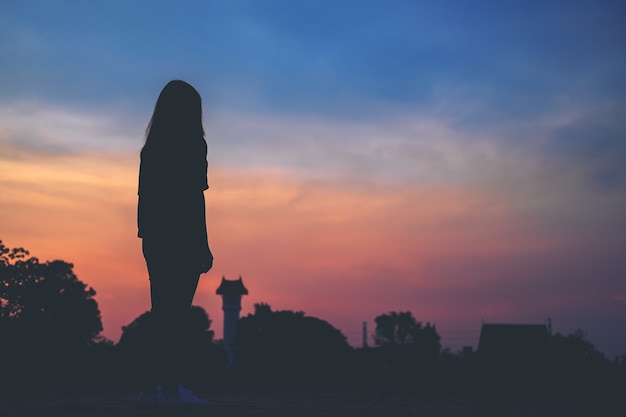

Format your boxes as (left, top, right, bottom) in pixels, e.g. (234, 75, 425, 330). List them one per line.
(137, 80, 213, 405)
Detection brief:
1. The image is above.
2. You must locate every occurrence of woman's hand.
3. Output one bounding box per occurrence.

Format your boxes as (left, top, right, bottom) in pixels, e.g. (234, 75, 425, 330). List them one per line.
(199, 246, 213, 274)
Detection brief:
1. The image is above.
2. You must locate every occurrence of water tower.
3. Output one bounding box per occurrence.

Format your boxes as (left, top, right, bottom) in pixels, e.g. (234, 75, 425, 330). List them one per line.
(216, 276, 248, 368)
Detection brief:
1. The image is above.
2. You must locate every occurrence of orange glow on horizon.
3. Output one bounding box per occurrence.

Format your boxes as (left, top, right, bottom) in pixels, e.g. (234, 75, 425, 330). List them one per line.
(1, 146, 572, 346)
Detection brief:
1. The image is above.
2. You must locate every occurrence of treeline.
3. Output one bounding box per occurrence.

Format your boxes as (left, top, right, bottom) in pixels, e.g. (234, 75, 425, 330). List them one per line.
(2, 240, 625, 399)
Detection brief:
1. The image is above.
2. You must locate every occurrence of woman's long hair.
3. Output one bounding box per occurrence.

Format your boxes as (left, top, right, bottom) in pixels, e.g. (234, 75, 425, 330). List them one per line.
(143, 80, 206, 152)
(140, 80, 208, 192)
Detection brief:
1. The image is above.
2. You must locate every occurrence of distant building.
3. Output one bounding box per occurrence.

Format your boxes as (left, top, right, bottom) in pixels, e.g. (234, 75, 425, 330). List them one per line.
(216, 276, 248, 369)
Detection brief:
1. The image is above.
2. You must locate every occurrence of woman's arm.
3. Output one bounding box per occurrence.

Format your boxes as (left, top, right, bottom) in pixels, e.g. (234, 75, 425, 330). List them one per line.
(196, 192, 213, 273)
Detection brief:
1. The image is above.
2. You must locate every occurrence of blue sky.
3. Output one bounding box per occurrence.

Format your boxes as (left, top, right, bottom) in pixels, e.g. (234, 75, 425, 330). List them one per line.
(1, 1, 626, 356)
(3, 1, 624, 115)
(2, 0, 624, 197)
(2, 0, 625, 178)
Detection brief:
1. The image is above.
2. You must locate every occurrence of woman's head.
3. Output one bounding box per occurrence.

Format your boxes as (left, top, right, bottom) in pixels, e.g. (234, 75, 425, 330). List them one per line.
(145, 80, 205, 147)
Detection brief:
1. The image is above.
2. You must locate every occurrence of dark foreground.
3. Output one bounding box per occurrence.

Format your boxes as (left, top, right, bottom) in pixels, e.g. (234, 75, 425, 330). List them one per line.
(1, 390, 622, 417)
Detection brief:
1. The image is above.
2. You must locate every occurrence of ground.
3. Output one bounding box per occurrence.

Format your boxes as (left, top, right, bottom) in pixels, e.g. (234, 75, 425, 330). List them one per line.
(2, 389, 618, 417)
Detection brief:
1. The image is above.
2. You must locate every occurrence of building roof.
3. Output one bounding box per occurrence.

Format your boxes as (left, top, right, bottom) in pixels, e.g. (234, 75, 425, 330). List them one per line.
(216, 276, 248, 296)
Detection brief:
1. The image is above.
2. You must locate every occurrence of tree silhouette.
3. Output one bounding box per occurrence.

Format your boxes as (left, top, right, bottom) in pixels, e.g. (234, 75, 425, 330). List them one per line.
(550, 329, 605, 364)
(0, 240, 102, 347)
(546, 329, 612, 395)
(371, 311, 442, 390)
(374, 310, 441, 356)
(0, 239, 104, 387)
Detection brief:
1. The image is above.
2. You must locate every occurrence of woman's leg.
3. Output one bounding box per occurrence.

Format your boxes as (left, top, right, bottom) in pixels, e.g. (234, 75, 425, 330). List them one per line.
(143, 239, 201, 394)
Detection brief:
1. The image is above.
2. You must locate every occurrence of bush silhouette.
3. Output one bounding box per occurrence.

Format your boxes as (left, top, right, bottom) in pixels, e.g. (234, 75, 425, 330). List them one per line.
(116, 305, 225, 388)
(234, 303, 351, 388)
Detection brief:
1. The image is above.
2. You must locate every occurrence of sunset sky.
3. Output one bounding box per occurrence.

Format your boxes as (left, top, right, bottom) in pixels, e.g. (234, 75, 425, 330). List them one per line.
(1, 1, 625, 357)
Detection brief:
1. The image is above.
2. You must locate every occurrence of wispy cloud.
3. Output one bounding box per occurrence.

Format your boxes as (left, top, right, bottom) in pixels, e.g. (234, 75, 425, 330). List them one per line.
(4, 97, 624, 245)
(0, 100, 144, 155)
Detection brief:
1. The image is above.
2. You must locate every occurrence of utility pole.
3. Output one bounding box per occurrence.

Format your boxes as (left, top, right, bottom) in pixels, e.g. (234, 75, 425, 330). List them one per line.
(362, 321, 368, 348)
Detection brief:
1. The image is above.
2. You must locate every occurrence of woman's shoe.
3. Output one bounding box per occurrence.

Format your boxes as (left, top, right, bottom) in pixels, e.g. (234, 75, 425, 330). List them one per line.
(174, 385, 208, 406)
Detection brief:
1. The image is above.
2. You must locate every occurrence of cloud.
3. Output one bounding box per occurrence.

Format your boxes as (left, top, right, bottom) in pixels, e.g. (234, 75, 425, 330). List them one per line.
(203, 164, 626, 356)
(3, 96, 624, 243)
(1, 137, 624, 356)
(5, 96, 622, 246)
(208, 103, 626, 227)
(208, 109, 502, 184)
(1, 89, 625, 356)
(0, 100, 144, 155)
